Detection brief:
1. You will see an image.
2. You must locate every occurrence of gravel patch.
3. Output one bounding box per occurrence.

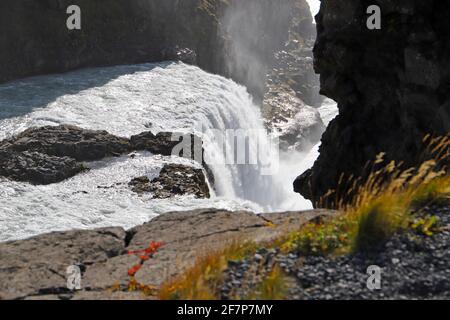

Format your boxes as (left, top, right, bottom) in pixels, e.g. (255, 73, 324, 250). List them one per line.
(221, 203, 450, 300)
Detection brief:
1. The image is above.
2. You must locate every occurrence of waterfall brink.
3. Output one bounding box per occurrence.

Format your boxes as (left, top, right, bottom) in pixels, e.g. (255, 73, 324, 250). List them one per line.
(0, 62, 315, 241)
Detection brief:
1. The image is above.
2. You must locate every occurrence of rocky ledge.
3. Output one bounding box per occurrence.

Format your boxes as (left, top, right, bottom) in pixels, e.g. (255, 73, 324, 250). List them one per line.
(0, 125, 210, 185)
(0, 209, 332, 300)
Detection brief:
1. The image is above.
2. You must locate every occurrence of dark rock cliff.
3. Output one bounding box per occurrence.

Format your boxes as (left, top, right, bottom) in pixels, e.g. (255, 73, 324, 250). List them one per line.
(0, 0, 317, 103)
(0, 0, 222, 82)
(295, 0, 450, 205)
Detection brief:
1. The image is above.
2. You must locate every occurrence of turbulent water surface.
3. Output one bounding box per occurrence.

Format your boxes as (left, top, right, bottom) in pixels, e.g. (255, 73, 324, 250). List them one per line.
(0, 62, 337, 241)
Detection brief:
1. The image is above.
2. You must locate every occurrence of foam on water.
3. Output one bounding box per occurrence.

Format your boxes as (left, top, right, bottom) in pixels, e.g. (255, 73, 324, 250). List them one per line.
(0, 62, 337, 241)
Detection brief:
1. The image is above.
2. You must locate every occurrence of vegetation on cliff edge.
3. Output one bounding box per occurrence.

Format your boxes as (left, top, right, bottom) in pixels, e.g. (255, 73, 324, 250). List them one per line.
(158, 135, 449, 300)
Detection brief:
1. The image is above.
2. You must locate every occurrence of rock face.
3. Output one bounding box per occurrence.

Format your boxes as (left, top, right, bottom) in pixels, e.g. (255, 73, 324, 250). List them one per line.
(263, 87, 325, 152)
(129, 164, 211, 199)
(264, 9, 321, 107)
(260, 0, 324, 150)
(0, 209, 332, 300)
(220, 0, 319, 101)
(295, 0, 450, 204)
(0, 0, 316, 103)
(0, 125, 210, 185)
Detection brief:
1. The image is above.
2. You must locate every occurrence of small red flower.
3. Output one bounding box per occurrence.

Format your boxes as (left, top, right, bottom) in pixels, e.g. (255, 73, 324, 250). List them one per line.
(140, 255, 150, 261)
(128, 264, 142, 276)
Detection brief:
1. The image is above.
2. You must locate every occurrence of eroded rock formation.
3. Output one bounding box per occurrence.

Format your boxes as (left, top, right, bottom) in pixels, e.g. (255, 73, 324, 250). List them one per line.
(295, 0, 450, 204)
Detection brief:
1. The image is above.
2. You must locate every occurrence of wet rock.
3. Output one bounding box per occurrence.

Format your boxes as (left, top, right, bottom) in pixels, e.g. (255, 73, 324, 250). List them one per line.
(130, 131, 215, 187)
(263, 89, 325, 152)
(0, 126, 215, 186)
(0, 125, 130, 185)
(129, 164, 210, 199)
(128, 176, 152, 194)
(162, 46, 197, 65)
(261, 2, 323, 151)
(0, 150, 85, 185)
(265, 36, 321, 108)
(130, 131, 202, 158)
(4, 125, 131, 161)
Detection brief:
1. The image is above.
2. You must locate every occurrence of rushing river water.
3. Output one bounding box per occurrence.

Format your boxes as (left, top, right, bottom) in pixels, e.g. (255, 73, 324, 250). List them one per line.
(0, 62, 337, 241)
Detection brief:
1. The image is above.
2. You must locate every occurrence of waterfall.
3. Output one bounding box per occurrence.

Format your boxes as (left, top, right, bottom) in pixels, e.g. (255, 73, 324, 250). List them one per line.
(0, 62, 316, 241)
(306, 0, 321, 17)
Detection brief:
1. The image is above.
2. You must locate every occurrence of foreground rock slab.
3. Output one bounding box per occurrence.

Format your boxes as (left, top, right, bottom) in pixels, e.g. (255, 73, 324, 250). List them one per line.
(0, 209, 332, 300)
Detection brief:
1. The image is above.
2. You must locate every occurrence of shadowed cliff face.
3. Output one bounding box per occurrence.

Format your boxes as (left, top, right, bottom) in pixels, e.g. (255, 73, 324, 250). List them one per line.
(295, 0, 450, 205)
(0, 0, 315, 103)
(0, 0, 221, 82)
(220, 0, 316, 99)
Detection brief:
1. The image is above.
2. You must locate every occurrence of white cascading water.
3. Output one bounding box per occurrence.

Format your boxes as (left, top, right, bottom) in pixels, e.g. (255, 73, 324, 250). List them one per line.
(0, 62, 337, 241)
(306, 0, 321, 17)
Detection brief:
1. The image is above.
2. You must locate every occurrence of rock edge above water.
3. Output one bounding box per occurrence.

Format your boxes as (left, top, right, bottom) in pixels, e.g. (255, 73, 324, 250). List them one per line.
(0, 208, 333, 300)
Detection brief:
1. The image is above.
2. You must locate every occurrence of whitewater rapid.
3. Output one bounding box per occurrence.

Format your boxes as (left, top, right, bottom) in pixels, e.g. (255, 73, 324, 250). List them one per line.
(0, 62, 337, 241)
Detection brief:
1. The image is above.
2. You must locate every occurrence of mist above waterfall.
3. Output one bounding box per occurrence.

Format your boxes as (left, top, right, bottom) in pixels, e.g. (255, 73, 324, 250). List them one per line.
(220, 0, 295, 99)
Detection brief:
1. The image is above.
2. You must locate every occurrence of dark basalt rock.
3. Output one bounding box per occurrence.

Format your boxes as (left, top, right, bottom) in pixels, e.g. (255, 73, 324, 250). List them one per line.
(0, 125, 214, 186)
(129, 164, 210, 199)
(4, 125, 131, 161)
(295, 0, 450, 205)
(130, 131, 215, 187)
(162, 46, 197, 65)
(0, 150, 85, 185)
(0, 124, 131, 185)
(130, 131, 201, 158)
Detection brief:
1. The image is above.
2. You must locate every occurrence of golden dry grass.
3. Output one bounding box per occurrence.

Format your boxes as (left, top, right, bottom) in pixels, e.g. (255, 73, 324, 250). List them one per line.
(158, 135, 449, 299)
(282, 135, 449, 254)
(158, 241, 258, 300)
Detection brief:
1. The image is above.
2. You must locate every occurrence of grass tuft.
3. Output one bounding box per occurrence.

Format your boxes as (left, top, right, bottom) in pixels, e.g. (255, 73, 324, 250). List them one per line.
(248, 266, 287, 300)
(158, 241, 258, 300)
(158, 135, 449, 299)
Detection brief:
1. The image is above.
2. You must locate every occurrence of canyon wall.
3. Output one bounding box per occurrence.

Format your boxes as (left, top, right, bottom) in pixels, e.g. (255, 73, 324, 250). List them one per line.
(0, 0, 317, 103)
(295, 0, 450, 204)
